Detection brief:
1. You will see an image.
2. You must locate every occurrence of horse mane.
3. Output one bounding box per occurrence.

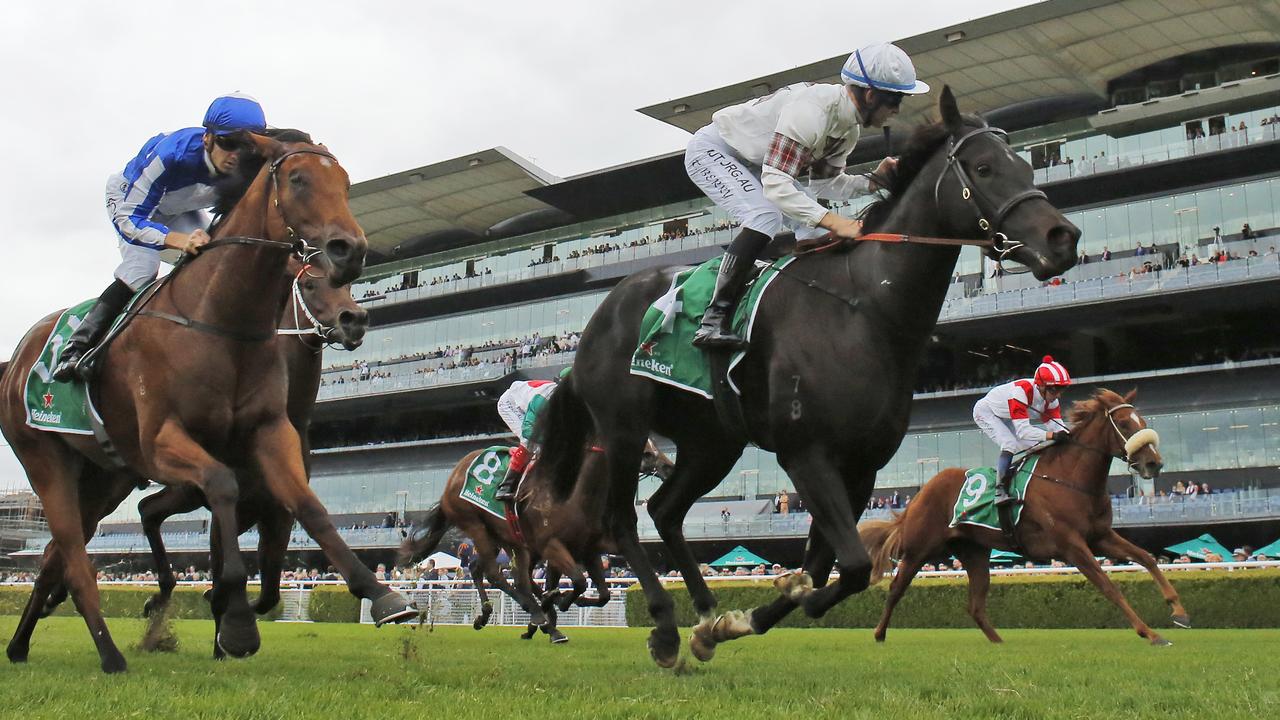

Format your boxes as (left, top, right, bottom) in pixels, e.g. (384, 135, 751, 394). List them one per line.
(1066, 388, 1124, 428)
(856, 113, 987, 234)
(211, 128, 315, 215)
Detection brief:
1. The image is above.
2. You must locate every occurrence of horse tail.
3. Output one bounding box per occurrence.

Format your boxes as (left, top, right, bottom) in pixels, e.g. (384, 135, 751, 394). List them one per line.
(535, 373, 593, 501)
(396, 504, 450, 567)
(859, 512, 906, 585)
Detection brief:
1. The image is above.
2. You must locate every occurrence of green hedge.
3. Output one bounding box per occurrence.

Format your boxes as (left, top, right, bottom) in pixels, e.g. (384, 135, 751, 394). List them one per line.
(625, 569, 1280, 629)
(306, 586, 362, 623)
(0, 585, 283, 621)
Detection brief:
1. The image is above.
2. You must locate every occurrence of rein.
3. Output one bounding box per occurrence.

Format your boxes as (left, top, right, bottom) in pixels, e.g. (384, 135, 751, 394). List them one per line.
(797, 126, 1042, 274)
(1025, 402, 1161, 497)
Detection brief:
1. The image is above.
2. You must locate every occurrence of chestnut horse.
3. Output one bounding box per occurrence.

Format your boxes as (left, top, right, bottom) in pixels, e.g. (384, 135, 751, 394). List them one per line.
(399, 429, 672, 638)
(1, 132, 413, 673)
(860, 389, 1187, 645)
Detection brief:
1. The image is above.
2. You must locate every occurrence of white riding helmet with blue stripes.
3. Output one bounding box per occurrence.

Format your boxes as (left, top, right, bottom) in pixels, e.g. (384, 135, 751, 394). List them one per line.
(841, 43, 930, 95)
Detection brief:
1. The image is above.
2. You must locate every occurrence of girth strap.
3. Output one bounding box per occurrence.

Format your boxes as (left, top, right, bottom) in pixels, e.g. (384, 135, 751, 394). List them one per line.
(134, 309, 275, 342)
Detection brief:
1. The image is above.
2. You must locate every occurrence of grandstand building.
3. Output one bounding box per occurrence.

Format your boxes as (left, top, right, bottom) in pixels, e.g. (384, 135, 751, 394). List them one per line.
(23, 0, 1280, 569)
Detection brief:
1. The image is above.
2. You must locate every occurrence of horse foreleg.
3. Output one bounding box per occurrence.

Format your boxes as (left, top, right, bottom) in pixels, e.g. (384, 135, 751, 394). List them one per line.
(1061, 539, 1168, 645)
(576, 553, 612, 608)
(152, 423, 258, 659)
(469, 558, 494, 630)
(1092, 529, 1189, 628)
(252, 504, 293, 615)
(648, 445, 743, 625)
(139, 487, 202, 617)
(540, 539, 586, 612)
(783, 457, 874, 618)
(249, 419, 414, 626)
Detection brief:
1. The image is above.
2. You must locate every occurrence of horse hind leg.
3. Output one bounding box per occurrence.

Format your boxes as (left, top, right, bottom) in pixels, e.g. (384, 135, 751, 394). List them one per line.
(7, 543, 64, 664)
(952, 542, 1002, 643)
(873, 553, 927, 643)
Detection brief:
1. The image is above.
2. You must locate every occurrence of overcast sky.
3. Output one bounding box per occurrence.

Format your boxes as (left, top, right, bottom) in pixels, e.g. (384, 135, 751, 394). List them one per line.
(0, 0, 1031, 492)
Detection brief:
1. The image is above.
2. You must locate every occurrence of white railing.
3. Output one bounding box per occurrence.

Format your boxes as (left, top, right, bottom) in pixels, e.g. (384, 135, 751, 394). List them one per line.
(1031, 124, 1279, 185)
(942, 254, 1280, 322)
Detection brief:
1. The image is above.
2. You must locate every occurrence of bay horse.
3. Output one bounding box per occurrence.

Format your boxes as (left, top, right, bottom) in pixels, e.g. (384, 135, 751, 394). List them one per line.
(861, 389, 1186, 646)
(28, 251, 368, 654)
(534, 87, 1081, 667)
(134, 252, 368, 641)
(0, 131, 413, 673)
(398, 423, 673, 639)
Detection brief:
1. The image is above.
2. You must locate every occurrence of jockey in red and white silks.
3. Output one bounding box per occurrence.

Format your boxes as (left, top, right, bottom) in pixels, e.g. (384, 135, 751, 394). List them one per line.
(973, 356, 1073, 506)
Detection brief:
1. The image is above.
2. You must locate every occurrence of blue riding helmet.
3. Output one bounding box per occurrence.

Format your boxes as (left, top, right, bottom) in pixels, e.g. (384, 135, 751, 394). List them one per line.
(202, 93, 266, 135)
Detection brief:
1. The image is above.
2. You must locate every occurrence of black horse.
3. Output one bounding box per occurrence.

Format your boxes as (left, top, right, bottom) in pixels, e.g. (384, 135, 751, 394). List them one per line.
(535, 87, 1081, 667)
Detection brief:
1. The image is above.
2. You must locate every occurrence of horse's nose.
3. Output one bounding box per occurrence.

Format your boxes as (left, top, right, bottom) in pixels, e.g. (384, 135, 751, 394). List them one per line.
(338, 308, 368, 348)
(1144, 459, 1163, 479)
(325, 238, 366, 286)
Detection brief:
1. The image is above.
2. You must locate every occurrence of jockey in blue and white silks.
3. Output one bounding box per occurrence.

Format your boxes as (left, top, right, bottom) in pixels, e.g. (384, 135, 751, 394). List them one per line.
(53, 93, 267, 382)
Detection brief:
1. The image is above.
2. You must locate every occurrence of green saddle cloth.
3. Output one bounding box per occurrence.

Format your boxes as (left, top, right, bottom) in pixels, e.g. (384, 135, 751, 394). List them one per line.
(24, 280, 156, 435)
(628, 255, 794, 399)
(24, 299, 101, 434)
(459, 447, 515, 519)
(949, 456, 1039, 530)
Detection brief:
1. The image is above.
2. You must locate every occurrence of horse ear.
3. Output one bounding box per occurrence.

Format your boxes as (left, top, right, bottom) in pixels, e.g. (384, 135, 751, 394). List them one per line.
(1123, 388, 1138, 403)
(243, 132, 287, 162)
(939, 85, 962, 135)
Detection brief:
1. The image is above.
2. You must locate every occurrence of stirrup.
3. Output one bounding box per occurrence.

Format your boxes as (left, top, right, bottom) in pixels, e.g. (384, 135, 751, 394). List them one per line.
(51, 348, 88, 383)
(993, 486, 1020, 507)
(693, 325, 747, 350)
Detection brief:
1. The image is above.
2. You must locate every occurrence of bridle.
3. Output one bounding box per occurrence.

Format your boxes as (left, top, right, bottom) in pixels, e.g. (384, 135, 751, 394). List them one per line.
(850, 125, 1048, 275)
(932, 125, 1047, 274)
(267, 147, 342, 247)
(277, 249, 344, 351)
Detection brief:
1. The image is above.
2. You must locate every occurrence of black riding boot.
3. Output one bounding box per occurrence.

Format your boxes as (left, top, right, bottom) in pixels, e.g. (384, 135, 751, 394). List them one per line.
(993, 451, 1018, 507)
(494, 463, 521, 503)
(51, 279, 134, 383)
(693, 228, 771, 350)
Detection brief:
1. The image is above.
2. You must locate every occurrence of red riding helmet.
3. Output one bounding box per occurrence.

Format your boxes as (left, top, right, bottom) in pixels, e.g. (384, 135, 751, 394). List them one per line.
(1034, 355, 1072, 387)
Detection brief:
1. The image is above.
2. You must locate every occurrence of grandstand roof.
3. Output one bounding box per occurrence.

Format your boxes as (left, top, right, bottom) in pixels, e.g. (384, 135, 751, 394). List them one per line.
(638, 0, 1280, 133)
(352, 0, 1280, 261)
(349, 147, 567, 261)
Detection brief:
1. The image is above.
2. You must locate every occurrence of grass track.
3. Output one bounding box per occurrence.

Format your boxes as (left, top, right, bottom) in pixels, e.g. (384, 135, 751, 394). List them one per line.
(1, 617, 1276, 719)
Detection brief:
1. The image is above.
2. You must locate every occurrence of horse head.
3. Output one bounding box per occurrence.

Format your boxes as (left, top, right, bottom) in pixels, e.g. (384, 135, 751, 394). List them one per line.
(641, 439, 675, 481)
(933, 86, 1080, 279)
(1070, 388, 1164, 480)
(223, 130, 368, 287)
(287, 253, 369, 350)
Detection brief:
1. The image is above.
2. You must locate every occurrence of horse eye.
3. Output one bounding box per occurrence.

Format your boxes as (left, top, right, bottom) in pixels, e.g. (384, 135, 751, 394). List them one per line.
(290, 170, 306, 186)
(304, 280, 317, 291)
(976, 164, 992, 177)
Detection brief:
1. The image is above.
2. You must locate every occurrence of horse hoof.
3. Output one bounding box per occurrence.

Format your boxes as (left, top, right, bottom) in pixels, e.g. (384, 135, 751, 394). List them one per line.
(773, 572, 814, 602)
(7, 646, 29, 664)
(370, 592, 418, 627)
(710, 610, 755, 643)
(689, 630, 716, 662)
(550, 632, 569, 644)
(100, 653, 128, 674)
(473, 618, 487, 631)
(520, 631, 535, 640)
(1171, 614, 1191, 629)
(647, 630, 679, 669)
